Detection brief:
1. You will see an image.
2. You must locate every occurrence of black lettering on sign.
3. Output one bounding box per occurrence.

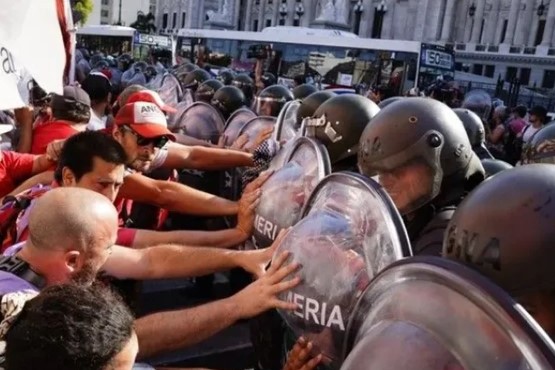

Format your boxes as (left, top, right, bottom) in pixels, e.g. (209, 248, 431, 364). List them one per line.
(445, 225, 501, 271)
(0, 47, 16, 75)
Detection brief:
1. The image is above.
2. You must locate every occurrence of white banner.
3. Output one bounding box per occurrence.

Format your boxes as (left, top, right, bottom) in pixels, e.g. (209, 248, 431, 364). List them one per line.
(0, 0, 65, 110)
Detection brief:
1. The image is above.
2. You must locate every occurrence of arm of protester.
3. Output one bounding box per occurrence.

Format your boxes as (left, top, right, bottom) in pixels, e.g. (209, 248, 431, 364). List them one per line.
(134, 249, 300, 359)
(14, 106, 34, 153)
(162, 142, 254, 170)
(31, 155, 56, 175)
(103, 232, 280, 280)
(119, 170, 270, 217)
(2, 171, 54, 201)
(283, 337, 323, 370)
(131, 193, 257, 248)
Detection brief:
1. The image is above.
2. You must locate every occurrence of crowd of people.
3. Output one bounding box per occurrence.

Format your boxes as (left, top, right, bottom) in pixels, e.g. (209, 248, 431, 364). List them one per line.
(0, 47, 553, 370)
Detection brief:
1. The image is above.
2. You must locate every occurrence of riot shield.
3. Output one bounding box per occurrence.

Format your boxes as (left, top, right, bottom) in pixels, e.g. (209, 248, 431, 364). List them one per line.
(156, 73, 184, 111)
(462, 89, 493, 121)
(274, 100, 302, 144)
(252, 137, 331, 249)
(223, 108, 257, 146)
(147, 73, 165, 90)
(342, 257, 555, 370)
(220, 116, 277, 228)
(172, 102, 225, 144)
(274, 172, 411, 369)
(167, 100, 195, 131)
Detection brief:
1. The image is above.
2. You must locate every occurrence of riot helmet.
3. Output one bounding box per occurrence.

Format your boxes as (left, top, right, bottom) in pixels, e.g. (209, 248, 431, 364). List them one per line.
(292, 84, 318, 100)
(443, 164, 555, 336)
(377, 96, 403, 109)
(181, 68, 212, 91)
(261, 72, 277, 88)
(358, 98, 484, 215)
(211, 86, 246, 120)
(195, 79, 224, 103)
(295, 90, 336, 127)
(305, 94, 379, 165)
(132, 61, 148, 73)
(231, 73, 255, 103)
(252, 84, 294, 117)
(523, 123, 555, 164)
(89, 53, 105, 69)
(481, 158, 513, 178)
(217, 69, 236, 85)
(453, 108, 493, 159)
(117, 54, 133, 71)
(462, 89, 493, 122)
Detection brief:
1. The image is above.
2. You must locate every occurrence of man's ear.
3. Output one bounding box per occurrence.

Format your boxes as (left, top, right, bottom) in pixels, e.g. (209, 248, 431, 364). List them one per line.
(64, 250, 83, 274)
(61, 167, 77, 186)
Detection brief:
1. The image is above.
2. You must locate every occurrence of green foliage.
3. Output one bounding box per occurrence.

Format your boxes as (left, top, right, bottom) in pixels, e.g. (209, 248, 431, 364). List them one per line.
(71, 0, 94, 24)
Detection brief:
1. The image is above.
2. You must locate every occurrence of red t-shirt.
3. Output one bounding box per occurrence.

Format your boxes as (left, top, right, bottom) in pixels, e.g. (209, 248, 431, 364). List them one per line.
(30, 120, 80, 154)
(0, 151, 36, 197)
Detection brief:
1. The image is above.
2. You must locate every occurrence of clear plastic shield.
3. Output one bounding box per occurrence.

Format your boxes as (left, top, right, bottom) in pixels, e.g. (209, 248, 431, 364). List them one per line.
(239, 116, 277, 149)
(156, 73, 183, 110)
(274, 100, 302, 144)
(274, 172, 411, 369)
(167, 100, 195, 130)
(252, 137, 331, 249)
(462, 89, 493, 121)
(147, 73, 165, 90)
(173, 102, 225, 144)
(223, 108, 257, 146)
(342, 257, 555, 370)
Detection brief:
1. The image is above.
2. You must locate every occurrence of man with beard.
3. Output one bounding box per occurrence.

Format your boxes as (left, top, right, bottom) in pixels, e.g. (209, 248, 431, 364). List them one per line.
(0, 187, 301, 364)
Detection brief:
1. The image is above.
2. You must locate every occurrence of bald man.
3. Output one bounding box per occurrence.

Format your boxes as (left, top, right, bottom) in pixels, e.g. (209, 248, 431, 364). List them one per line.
(0, 187, 300, 360)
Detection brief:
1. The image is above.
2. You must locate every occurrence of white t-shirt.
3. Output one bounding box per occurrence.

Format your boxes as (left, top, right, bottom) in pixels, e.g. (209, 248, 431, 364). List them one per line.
(87, 109, 107, 131)
(522, 125, 541, 143)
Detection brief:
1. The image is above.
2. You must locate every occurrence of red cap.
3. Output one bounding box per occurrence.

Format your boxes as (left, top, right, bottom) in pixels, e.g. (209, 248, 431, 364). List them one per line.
(114, 102, 176, 140)
(126, 90, 177, 113)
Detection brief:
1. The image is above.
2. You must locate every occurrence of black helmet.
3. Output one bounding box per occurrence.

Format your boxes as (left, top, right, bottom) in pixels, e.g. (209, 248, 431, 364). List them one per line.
(178, 62, 198, 74)
(92, 58, 110, 70)
(132, 61, 148, 73)
(181, 68, 212, 91)
(305, 94, 379, 164)
(261, 72, 276, 88)
(480, 158, 513, 178)
(117, 54, 133, 70)
(231, 73, 255, 102)
(252, 84, 294, 117)
(358, 98, 483, 215)
(211, 86, 246, 119)
(378, 96, 403, 109)
(522, 123, 555, 164)
(195, 79, 224, 103)
(453, 108, 486, 148)
(292, 84, 318, 100)
(217, 69, 236, 85)
(295, 90, 336, 126)
(89, 54, 105, 69)
(443, 164, 555, 296)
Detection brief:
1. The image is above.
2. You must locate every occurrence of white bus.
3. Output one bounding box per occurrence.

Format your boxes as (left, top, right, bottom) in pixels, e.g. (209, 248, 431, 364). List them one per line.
(77, 25, 173, 62)
(175, 27, 455, 94)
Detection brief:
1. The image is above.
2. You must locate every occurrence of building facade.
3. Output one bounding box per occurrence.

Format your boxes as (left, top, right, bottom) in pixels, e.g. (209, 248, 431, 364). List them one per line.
(155, 0, 555, 89)
(85, 0, 156, 26)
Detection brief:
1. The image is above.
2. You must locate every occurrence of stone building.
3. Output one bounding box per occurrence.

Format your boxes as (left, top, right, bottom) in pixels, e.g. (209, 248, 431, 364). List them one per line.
(155, 0, 555, 88)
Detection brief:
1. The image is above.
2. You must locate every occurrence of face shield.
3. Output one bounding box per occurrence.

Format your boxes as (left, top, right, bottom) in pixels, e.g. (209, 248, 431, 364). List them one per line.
(252, 96, 286, 117)
(359, 131, 444, 215)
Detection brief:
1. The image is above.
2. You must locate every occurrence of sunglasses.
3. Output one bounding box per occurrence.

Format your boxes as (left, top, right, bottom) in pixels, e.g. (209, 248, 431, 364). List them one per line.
(121, 126, 169, 148)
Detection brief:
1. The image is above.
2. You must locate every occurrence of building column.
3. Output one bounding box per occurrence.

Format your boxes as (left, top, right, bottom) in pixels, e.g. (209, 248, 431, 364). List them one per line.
(245, 0, 253, 29)
(301, 0, 311, 26)
(514, 0, 536, 45)
(440, 0, 456, 42)
(380, 0, 395, 39)
(470, 0, 486, 43)
(502, 0, 521, 45)
(413, 0, 430, 41)
(361, 0, 375, 38)
(257, 0, 265, 29)
(542, 0, 555, 46)
(484, 0, 501, 44)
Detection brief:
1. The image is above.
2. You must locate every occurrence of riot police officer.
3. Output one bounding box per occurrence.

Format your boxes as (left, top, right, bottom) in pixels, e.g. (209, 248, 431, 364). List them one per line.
(253, 85, 295, 117)
(195, 79, 224, 103)
(181, 68, 212, 92)
(232, 73, 256, 106)
(453, 108, 494, 160)
(217, 69, 236, 85)
(521, 122, 555, 165)
(358, 97, 485, 256)
(443, 164, 555, 337)
(481, 158, 513, 178)
(295, 90, 336, 128)
(211, 85, 247, 121)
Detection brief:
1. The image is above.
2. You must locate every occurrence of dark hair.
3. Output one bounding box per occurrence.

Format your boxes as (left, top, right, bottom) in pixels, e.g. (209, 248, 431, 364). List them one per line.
(81, 74, 112, 104)
(54, 131, 128, 183)
(513, 105, 527, 118)
(51, 98, 91, 124)
(5, 283, 134, 370)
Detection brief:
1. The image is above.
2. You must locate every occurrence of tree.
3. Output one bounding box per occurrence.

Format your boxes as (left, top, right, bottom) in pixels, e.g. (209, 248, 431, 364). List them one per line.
(71, 0, 94, 25)
(130, 12, 156, 34)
